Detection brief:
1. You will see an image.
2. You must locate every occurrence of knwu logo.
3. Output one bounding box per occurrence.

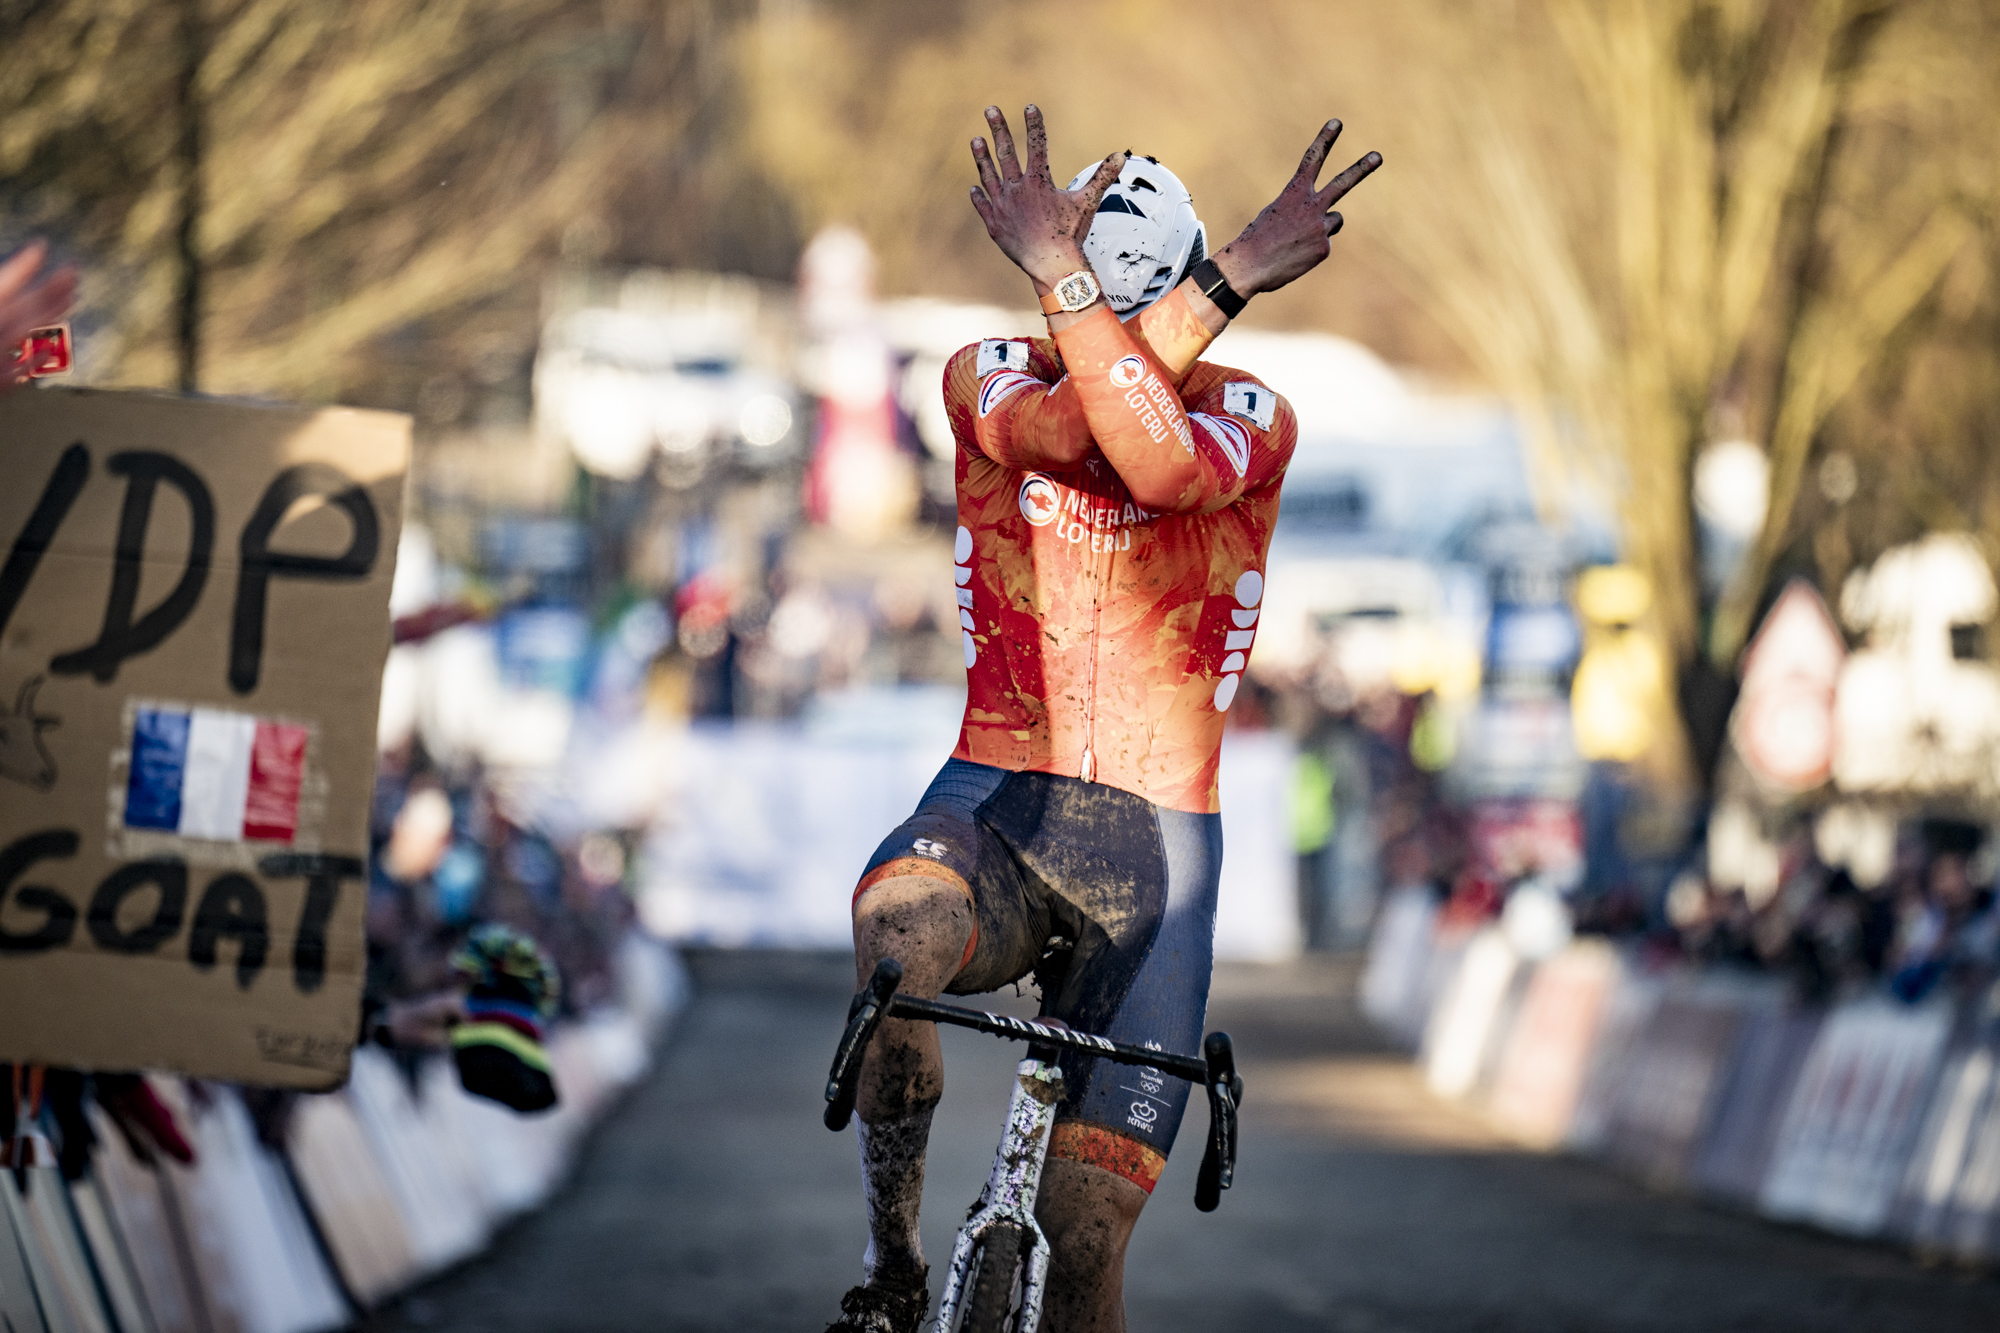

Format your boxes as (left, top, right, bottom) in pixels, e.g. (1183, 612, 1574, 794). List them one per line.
(1018, 474, 1061, 527)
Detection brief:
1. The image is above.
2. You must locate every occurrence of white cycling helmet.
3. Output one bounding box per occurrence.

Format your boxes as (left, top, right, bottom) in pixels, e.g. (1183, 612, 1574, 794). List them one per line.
(1066, 154, 1207, 320)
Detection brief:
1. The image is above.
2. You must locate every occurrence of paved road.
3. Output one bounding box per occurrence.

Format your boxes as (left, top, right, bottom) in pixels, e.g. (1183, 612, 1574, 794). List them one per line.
(368, 951, 1998, 1332)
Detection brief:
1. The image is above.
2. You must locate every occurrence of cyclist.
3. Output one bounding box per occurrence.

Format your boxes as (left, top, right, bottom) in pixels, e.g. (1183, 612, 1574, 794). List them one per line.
(830, 105, 1379, 1333)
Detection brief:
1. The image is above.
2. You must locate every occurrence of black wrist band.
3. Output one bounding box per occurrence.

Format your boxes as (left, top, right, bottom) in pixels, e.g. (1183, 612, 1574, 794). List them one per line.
(1189, 257, 1248, 320)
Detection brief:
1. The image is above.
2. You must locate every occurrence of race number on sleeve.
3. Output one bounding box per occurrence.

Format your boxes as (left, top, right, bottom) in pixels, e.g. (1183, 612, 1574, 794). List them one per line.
(1223, 381, 1275, 431)
(977, 339, 1030, 378)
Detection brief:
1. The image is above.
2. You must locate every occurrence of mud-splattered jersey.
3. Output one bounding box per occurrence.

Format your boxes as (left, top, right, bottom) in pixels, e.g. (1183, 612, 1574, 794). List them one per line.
(943, 299, 1298, 815)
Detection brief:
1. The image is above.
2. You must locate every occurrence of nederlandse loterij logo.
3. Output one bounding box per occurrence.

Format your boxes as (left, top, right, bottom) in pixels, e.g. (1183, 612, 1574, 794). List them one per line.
(1108, 355, 1146, 388)
(1018, 474, 1061, 527)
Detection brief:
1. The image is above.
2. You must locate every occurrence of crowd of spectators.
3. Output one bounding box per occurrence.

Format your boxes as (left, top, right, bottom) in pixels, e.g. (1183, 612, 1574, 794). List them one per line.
(1278, 647, 2000, 1013)
(1661, 817, 2000, 1005)
(361, 737, 639, 1049)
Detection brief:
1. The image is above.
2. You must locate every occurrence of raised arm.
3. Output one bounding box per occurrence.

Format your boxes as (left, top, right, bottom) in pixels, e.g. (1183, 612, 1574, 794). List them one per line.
(966, 107, 1379, 510)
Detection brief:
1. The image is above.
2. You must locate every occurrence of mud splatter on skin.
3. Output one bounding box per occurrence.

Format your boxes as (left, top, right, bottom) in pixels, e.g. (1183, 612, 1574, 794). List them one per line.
(850, 874, 974, 1288)
(1036, 1157, 1147, 1333)
(856, 1104, 935, 1288)
(854, 875, 974, 1113)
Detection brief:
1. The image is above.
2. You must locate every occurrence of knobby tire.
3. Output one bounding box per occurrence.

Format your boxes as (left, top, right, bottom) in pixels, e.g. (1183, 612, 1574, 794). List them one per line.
(960, 1221, 1025, 1333)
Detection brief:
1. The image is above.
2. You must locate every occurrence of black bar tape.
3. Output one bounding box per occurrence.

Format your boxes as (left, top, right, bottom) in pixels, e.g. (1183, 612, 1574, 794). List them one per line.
(887, 994, 1209, 1082)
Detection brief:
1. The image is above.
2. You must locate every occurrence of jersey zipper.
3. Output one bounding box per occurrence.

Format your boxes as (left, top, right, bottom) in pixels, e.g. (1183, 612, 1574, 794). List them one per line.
(1080, 483, 1108, 783)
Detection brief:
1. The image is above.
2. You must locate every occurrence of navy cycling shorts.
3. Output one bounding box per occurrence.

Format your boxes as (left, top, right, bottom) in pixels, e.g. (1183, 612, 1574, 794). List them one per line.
(854, 758, 1221, 1192)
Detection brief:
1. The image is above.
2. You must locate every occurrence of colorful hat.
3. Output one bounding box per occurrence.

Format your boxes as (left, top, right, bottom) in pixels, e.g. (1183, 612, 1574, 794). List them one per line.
(449, 924, 562, 1113)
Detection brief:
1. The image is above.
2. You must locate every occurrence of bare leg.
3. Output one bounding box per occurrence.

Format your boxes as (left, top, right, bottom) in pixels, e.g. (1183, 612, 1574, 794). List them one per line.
(851, 874, 975, 1286)
(1034, 1157, 1148, 1333)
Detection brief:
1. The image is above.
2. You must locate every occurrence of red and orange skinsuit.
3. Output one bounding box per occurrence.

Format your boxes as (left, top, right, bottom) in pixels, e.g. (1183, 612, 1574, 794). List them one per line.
(944, 287, 1298, 814)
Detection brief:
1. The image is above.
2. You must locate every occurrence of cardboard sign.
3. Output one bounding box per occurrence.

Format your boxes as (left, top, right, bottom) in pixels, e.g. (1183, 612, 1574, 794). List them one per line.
(0, 387, 407, 1088)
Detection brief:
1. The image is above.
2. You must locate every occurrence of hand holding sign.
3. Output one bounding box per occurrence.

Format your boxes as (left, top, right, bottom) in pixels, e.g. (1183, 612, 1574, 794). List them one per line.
(1, 241, 77, 391)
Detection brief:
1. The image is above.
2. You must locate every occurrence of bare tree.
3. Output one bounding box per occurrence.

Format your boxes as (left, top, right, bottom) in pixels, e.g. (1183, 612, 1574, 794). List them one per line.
(1356, 0, 1983, 772)
(0, 0, 740, 400)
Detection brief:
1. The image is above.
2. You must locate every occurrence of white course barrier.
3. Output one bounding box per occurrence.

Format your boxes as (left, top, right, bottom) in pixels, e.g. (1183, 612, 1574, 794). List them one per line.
(1597, 974, 1758, 1189)
(1422, 929, 1524, 1101)
(1364, 907, 2000, 1264)
(1760, 997, 1953, 1235)
(0, 938, 688, 1333)
(1894, 1010, 2000, 1263)
(1360, 886, 1441, 1048)
(1564, 967, 1667, 1156)
(1486, 940, 1620, 1147)
(1688, 982, 1821, 1205)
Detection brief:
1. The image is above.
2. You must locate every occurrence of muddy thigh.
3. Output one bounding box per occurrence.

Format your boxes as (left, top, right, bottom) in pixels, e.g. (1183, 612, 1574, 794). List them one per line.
(852, 874, 974, 1117)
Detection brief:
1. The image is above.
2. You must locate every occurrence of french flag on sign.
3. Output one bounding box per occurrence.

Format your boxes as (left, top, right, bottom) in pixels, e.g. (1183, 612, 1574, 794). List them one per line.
(125, 706, 308, 843)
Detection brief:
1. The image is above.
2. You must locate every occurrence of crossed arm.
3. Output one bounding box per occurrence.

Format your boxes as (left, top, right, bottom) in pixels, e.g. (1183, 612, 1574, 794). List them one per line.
(964, 106, 1377, 511)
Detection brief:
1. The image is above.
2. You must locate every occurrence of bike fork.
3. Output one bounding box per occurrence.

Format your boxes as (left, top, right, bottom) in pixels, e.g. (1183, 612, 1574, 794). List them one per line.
(934, 1058, 1064, 1331)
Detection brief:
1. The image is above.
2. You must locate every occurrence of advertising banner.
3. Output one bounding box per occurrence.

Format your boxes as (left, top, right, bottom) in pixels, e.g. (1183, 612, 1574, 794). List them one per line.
(0, 388, 407, 1088)
(1598, 975, 1754, 1188)
(1487, 940, 1619, 1147)
(1760, 997, 1953, 1234)
(1688, 981, 1821, 1204)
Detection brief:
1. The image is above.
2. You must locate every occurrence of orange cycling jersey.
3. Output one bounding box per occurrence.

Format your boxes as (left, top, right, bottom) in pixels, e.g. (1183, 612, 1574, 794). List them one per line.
(943, 286, 1299, 814)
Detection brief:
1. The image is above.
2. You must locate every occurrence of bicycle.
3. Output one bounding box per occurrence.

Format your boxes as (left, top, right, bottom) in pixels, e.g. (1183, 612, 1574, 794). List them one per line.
(824, 956, 1244, 1333)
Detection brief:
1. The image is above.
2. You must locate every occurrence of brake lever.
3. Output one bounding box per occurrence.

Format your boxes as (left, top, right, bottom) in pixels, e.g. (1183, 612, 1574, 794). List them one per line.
(1194, 1030, 1242, 1212)
(824, 958, 904, 1131)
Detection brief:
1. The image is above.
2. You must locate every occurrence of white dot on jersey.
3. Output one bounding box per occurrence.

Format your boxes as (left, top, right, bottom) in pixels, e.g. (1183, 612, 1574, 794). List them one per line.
(1234, 570, 1263, 608)
(1214, 674, 1240, 712)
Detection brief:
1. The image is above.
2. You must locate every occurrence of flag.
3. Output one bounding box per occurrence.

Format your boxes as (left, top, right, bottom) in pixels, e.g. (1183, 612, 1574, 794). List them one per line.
(124, 705, 308, 843)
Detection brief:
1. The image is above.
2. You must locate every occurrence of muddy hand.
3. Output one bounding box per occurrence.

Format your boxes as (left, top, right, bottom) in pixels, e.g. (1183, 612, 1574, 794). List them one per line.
(1213, 120, 1381, 297)
(968, 105, 1124, 292)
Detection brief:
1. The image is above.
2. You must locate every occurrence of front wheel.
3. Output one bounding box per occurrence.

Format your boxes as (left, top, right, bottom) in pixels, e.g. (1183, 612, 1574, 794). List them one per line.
(957, 1221, 1026, 1333)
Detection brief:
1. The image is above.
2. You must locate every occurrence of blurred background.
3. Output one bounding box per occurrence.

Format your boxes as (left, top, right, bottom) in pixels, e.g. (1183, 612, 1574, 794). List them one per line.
(8, 0, 2000, 1329)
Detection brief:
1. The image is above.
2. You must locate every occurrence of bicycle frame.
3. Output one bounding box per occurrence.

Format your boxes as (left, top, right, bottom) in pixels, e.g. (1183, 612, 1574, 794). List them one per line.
(824, 959, 1245, 1331)
(932, 1057, 1063, 1331)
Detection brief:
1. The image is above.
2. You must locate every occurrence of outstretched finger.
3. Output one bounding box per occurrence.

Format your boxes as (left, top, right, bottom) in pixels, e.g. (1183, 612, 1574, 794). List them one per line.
(970, 136, 1003, 195)
(1024, 104, 1051, 180)
(969, 185, 998, 234)
(985, 106, 1022, 182)
(1317, 151, 1383, 207)
(1294, 119, 1343, 187)
(1326, 211, 1345, 237)
(1073, 150, 1127, 213)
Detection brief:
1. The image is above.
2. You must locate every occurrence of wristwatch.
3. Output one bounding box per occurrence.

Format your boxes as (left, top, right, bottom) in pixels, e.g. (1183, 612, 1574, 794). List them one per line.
(1189, 257, 1248, 319)
(1039, 269, 1103, 315)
